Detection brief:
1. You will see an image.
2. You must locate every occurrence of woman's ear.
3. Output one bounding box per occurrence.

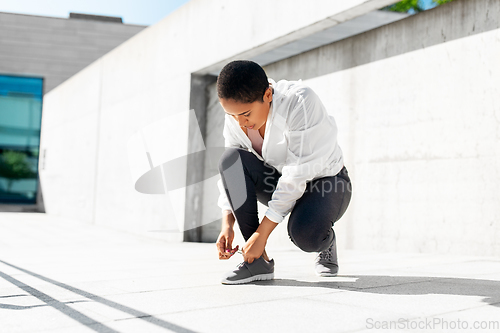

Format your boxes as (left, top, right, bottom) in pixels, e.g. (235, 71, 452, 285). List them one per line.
(264, 87, 273, 102)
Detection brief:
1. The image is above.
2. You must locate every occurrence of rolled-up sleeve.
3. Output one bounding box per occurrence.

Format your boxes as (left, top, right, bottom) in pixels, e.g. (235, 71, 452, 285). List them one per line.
(217, 178, 232, 213)
(265, 87, 337, 223)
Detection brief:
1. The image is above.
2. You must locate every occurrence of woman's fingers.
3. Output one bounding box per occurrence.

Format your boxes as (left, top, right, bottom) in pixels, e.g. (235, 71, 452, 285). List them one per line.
(219, 245, 239, 260)
(217, 238, 241, 260)
(217, 237, 230, 260)
(216, 239, 225, 254)
(219, 247, 231, 260)
(227, 245, 239, 256)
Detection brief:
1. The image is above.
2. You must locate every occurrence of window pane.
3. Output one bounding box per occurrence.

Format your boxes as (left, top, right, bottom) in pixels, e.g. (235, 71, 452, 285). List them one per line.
(0, 74, 43, 204)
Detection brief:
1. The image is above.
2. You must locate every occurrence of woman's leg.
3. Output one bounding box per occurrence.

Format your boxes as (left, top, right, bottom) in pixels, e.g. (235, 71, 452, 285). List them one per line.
(287, 166, 352, 253)
(218, 148, 281, 241)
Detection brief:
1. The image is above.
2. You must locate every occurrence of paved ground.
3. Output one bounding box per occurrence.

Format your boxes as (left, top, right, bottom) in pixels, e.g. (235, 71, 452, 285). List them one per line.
(0, 213, 499, 333)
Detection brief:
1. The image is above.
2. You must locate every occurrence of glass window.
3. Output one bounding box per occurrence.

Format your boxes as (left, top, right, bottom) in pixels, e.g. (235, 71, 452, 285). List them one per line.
(0, 74, 43, 204)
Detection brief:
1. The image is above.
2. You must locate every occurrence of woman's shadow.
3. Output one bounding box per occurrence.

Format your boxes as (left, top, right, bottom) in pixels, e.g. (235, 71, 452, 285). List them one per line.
(250, 275, 500, 307)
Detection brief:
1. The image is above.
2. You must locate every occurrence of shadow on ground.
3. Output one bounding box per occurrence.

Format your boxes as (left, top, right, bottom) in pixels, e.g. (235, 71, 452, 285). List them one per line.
(247, 275, 500, 307)
(2, 254, 499, 333)
(0, 259, 195, 333)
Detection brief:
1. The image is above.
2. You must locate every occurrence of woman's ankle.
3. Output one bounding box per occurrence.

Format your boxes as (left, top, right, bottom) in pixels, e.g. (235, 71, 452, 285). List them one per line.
(262, 250, 270, 262)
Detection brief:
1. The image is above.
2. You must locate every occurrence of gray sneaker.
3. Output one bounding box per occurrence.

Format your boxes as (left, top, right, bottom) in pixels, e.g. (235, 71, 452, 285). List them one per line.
(221, 256, 274, 284)
(314, 232, 338, 277)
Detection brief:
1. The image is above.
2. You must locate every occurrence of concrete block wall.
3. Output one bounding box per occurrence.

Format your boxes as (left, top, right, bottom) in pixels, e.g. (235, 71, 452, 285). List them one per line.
(200, 0, 500, 256)
(260, 0, 500, 256)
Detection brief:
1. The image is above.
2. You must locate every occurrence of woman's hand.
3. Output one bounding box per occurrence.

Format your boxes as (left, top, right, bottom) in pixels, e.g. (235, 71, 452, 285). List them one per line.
(242, 216, 278, 263)
(216, 226, 236, 260)
(242, 232, 267, 264)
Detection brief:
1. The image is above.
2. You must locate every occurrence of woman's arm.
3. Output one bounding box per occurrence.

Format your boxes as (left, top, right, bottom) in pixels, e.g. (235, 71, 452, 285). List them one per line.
(256, 216, 279, 239)
(265, 85, 341, 224)
(217, 211, 237, 260)
(221, 210, 235, 228)
(242, 216, 278, 263)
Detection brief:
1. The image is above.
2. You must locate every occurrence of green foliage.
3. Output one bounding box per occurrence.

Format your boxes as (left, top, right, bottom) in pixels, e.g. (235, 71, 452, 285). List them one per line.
(0, 151, 36, 181)
(384, 0, 456, 13)
(386, 0, 425, 13)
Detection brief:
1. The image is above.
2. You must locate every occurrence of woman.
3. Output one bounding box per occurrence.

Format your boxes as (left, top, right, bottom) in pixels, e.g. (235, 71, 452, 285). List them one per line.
(216, 60, 352, 284)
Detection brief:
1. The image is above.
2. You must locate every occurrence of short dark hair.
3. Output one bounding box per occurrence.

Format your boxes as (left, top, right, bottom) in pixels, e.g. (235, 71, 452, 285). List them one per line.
(217, 60, 269, 104)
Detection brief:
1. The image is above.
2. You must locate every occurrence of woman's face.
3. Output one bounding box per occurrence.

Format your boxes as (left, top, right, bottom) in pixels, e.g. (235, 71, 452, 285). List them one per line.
(219, 87, 273, 131)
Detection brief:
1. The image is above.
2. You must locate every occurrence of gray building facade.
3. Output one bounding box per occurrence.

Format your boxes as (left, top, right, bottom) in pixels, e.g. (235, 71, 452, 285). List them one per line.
(0, 12, 146, 211)
(0, 12, 146, 93)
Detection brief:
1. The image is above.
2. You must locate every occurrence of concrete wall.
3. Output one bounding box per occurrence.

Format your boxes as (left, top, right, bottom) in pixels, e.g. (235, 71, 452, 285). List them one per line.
(40, 0, 386, 242)
(0, 12, 146, 94)
(266, 0, 500, 256)
(202, 0, 500, 256)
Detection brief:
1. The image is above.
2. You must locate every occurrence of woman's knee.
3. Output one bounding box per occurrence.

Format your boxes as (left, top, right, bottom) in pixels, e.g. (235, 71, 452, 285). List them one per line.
(218, 148, 243, 174)
(288, 224, 332, 253)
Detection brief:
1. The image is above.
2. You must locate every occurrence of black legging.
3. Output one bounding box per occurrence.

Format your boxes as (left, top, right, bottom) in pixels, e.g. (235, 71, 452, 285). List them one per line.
(218, 148, 352, 253)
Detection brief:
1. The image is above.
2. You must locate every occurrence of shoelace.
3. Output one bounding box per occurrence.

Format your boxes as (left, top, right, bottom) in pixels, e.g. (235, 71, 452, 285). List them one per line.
(319, 246, 334, 261)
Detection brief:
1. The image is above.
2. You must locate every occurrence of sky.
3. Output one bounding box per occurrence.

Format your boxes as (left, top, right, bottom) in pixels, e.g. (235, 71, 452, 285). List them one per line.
(0, 0, 192, 26)
(411, 0, 439, 12)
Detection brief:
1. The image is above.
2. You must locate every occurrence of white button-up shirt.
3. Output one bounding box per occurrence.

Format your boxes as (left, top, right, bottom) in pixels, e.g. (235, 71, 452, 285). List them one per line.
(217, 78, 344, 223)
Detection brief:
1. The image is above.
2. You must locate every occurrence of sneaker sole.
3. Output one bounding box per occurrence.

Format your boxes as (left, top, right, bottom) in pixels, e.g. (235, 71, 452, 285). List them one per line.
(315, 271, 338, 277)
(221, 272, 274, 285)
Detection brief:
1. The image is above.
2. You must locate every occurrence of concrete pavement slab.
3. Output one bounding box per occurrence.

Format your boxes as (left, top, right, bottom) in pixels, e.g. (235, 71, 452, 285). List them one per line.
(1, 213, 499, 333)
(148, 296, 406, 333)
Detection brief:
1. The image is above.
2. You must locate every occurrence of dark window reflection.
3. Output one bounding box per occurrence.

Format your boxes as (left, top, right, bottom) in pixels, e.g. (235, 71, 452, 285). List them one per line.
(0, 75, 43, 204)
